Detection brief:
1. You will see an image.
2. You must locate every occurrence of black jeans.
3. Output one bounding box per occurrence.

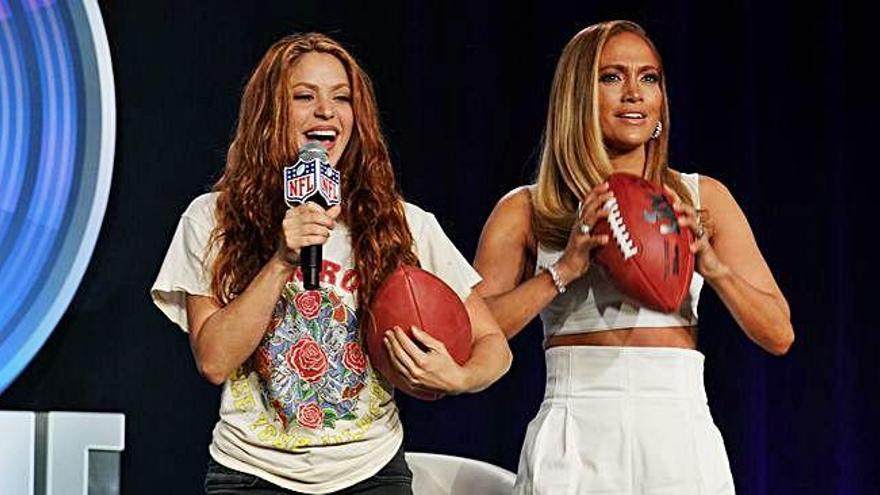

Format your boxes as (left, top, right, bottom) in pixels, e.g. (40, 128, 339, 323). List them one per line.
(204, 446, 413, 494)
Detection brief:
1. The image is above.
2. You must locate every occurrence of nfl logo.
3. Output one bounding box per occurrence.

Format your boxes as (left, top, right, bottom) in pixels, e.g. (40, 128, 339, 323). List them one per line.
(318, 163, 341, 206)
(284, 161, 318, 206)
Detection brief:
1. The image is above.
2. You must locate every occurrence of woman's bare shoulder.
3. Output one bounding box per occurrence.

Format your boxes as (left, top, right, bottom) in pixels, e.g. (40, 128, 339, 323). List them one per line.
(492, 186, 534, 224)
(698, 175, 734, 203)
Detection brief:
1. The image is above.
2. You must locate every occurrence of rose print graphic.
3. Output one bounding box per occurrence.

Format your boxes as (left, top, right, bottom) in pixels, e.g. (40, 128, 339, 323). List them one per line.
(294, 291, 322, 319)
(297, 402, 324, 429)
(343, 342, 367, 374)
(286, 338, 328, 383)
(252, 284, 371, 433)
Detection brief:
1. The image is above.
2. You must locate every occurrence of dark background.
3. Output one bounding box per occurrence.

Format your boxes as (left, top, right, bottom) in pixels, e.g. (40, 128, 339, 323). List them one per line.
(2, 1, 878, 493)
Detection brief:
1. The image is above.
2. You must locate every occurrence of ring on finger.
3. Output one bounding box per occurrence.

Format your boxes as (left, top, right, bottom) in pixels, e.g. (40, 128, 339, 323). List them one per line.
(576, 201, 591, 235)
(695, 212, 706, 238)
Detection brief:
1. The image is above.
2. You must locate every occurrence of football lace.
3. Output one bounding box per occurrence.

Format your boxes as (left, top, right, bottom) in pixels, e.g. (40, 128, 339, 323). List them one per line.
(603, 197, 638, 260)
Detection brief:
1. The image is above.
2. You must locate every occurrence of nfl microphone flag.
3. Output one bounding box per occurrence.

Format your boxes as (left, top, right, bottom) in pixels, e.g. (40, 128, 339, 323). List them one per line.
(284, 143, 340, 208)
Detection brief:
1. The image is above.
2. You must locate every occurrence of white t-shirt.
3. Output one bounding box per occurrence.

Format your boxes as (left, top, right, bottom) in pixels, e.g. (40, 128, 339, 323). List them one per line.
(151, 192, 481, 493)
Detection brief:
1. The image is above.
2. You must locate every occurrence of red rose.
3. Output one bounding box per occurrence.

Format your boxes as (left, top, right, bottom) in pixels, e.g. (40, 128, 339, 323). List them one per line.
(342, 342, 367, 374)
(297, 402, 324, 429)
(294, 291, 322, 319)
(286, 338, 328, 382)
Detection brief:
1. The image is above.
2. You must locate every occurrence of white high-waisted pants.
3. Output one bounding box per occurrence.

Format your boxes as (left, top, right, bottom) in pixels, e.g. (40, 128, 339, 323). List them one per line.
(514, 346, 735, 494)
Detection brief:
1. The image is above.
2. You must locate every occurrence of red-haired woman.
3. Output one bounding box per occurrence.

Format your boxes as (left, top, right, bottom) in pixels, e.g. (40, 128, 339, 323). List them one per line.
(151, 33, 511, 494)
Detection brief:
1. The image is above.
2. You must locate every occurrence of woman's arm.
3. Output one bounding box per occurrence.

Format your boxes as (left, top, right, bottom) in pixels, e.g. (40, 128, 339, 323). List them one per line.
(187, 203, 340, 385)
(187, 258, 293, 385)
(383, 290, 512, 394)
(456, 292, 513, 392)
(473, 186, 610, 338)
(672, 177, 794, 355)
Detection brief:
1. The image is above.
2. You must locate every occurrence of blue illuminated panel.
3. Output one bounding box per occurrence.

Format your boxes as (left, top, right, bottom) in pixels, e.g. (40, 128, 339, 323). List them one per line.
(0, 0, 115, 394)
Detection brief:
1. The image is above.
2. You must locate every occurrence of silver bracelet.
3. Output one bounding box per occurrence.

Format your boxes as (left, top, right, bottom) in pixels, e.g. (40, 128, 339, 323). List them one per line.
(545, 262, 567, 294)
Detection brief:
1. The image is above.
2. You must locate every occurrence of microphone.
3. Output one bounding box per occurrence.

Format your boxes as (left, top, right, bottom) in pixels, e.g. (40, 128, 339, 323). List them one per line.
(283, 142, 341, 289)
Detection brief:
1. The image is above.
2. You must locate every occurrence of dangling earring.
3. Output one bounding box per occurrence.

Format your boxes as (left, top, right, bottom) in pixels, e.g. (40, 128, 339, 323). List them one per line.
(651, 122, 663, 139)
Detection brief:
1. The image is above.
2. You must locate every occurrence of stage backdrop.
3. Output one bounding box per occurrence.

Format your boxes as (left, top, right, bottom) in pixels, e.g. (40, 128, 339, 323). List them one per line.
(2, 1, 878, 494)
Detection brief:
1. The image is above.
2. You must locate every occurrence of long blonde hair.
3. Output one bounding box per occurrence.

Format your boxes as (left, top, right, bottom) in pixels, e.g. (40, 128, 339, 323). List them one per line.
(533, 20, 694, 250)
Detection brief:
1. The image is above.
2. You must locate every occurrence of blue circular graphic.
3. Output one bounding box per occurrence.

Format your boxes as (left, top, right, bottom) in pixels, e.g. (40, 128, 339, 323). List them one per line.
(0, 0, 115, 394)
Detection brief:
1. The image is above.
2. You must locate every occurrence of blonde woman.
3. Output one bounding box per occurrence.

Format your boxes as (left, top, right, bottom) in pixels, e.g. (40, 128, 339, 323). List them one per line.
(474, 20, 793, 494)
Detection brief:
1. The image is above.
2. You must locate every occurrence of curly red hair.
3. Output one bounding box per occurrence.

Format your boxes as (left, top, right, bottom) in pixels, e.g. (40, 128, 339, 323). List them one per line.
(210, 33, 418, 315)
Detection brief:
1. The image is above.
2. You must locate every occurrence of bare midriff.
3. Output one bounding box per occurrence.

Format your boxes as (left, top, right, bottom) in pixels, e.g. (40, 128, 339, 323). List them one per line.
(545, 326, 697, 349)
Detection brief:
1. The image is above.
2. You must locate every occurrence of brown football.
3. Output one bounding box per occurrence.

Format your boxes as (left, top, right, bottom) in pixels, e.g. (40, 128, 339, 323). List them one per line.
(591, 173, 695, 313)
(364, 265, 472, 401)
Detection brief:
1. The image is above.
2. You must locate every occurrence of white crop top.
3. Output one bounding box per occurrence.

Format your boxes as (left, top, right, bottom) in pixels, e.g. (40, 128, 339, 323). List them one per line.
(536, 173, 705, 341)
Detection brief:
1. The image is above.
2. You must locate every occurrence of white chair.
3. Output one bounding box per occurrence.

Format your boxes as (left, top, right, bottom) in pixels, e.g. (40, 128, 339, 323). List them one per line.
(405, 452, 516, 495)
